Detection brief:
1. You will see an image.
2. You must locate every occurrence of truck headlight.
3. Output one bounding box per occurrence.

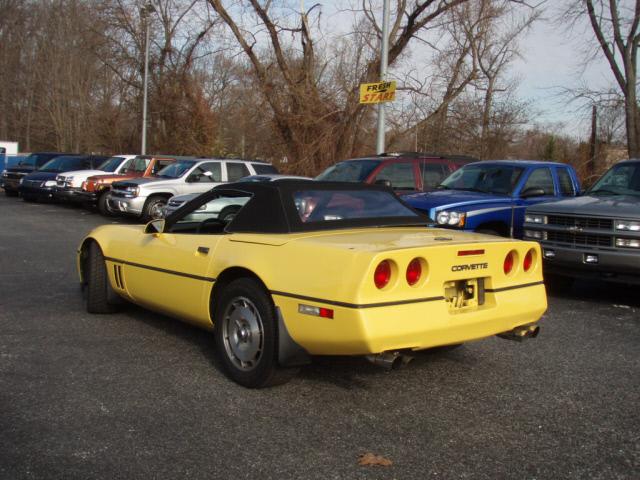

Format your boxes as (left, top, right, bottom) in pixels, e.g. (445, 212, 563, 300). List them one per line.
(436, 211, 466, 227)
(525, 214, 545, 224)
(19, 177, 24, 185)
(1, 169, 7, 178)
(524, 229, 546, 240)
(43, 180, 57, 187)
(616, 238, 640, 248)
(125, 186, 140, 197)
(616, 220, 640, 231)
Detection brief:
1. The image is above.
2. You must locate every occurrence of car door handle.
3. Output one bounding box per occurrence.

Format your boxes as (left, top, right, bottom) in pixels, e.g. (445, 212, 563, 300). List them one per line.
(197, 246, 209, 254)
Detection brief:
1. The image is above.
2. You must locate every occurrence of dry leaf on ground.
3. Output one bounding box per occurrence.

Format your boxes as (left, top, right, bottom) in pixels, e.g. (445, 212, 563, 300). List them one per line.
(358, 452, 393, 467)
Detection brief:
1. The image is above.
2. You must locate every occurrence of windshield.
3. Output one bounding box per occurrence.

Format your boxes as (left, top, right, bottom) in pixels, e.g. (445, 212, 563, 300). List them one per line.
(316, 159, 382, 182)
(97, 156, 126, 173)
(156, 160, 195, 178)
(589, 163, 640, 196)
(39, 156, 84, 173)
(294, 189, 419, 223)
(18, 154, 38, 167)
(439, 164, 524, 195)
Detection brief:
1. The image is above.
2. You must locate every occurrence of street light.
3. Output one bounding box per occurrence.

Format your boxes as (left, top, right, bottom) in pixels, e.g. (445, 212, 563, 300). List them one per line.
(140, 2, 155, 155)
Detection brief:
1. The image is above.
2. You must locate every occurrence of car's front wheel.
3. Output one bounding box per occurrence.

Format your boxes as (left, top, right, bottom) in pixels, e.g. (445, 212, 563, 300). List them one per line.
(214, 278, 297, 388)
(142, 196, 168, 222)
(97, 191, 113, 216)
(85, 242, 121, 314)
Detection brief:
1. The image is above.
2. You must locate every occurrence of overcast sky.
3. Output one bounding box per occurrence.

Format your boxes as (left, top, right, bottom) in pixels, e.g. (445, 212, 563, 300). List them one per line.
(315, 1, 615, 140)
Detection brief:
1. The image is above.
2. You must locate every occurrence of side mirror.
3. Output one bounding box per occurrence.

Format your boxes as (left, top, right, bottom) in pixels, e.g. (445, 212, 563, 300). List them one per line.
(520, 187, 546, 198)
(375, 179, 392, 188)
(144, 219, 165, 235)
(186, 174, 198, 183)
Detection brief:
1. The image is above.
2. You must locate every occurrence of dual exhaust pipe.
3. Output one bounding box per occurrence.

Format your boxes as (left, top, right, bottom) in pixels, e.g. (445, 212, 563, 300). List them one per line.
(367, 323, 540, 369)
(497, 323, 540, 342)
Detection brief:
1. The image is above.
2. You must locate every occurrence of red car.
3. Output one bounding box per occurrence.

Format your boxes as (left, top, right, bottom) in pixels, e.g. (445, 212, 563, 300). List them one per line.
(316, 152, 476, 195)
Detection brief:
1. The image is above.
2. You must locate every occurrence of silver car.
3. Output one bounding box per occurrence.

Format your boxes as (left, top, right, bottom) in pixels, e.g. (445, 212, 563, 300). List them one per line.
(162, 174, 311, 219)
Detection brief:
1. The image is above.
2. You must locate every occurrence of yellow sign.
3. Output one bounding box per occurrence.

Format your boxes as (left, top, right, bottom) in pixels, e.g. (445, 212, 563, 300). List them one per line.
(359, 81, 396, 104)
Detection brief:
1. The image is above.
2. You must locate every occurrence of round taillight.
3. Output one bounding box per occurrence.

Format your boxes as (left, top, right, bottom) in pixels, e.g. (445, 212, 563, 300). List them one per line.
(523, 249, 534, 272)
(374, 260, 392, 289)
(504, 251, 515, 275)
(406, 258, 422, 286)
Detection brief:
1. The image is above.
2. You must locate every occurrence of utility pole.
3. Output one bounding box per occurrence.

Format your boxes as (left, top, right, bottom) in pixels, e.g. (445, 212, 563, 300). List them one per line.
(589, 104, 598, 181)
(376, 0, 391, 154)
(141, 3, 155, 155)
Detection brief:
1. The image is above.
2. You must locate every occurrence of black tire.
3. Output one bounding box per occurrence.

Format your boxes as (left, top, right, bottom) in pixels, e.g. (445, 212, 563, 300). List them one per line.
(4, 189, 18, 197)
(214, 278, 298, 388)
(545, 274, 574, 294)
(97, 192, 113, 216)
(218, 205, 240, 223)
(85, 242, 120, 314)
(142, 196, 168, 222)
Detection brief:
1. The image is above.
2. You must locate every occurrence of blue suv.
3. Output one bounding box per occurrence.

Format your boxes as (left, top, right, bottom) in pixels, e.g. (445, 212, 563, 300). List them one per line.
(403, 160, 581, 238)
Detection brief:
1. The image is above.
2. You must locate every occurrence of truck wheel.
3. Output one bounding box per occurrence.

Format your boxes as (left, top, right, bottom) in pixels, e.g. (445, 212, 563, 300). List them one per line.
(4, 189, 18, 197)
(85, 242, 120, 314)
(97, 192, 113, 216)
(214, 278, 298, 388)
(142, 196, 168, 222)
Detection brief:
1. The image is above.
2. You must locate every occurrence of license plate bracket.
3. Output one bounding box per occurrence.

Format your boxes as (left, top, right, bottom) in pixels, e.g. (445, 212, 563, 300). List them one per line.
(444, 278, 485, 309)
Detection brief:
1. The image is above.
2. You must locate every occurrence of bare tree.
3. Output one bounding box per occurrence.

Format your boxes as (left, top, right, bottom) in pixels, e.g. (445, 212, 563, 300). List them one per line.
(562, 0, 640, 157)
(207, 0, 472, 174)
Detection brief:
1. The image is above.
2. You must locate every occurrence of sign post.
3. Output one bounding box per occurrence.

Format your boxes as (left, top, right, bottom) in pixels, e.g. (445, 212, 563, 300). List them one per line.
(376, 0, 391, 154)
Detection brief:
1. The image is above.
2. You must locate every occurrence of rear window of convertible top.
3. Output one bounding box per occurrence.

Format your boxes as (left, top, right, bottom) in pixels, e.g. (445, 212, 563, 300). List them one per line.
(293, 189, 419, 223)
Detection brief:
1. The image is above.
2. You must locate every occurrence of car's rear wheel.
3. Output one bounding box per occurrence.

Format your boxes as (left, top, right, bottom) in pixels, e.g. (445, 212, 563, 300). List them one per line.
(142, 196, 167, 222)
(214, 278, 297, 388)
(85, 242, 120, 314)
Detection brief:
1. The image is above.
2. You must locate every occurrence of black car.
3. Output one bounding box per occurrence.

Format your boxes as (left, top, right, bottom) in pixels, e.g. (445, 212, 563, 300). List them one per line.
(523, 159, 640, 286)
(2, 152, 75, 196)
(19, 155, 109, 202)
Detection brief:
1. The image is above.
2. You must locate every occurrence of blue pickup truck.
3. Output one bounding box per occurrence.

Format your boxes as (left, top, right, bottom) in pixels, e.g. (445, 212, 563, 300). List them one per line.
(403, 160, 581, 238)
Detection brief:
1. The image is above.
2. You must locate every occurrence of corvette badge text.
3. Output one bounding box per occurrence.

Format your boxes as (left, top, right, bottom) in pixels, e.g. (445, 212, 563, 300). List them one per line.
(451, 263, 489, 272)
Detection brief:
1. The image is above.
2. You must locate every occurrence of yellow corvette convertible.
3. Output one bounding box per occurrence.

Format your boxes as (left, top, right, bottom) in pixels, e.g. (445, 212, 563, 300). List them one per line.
(78, 181, 547, 387)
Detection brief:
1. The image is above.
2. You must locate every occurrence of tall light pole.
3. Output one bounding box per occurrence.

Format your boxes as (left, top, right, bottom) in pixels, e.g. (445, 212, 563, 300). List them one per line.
(140, 3, 155, 155)
(376, 0, 391, 154)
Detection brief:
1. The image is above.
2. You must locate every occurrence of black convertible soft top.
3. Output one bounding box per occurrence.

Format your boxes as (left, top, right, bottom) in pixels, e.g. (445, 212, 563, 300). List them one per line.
(165, 180, 430, 234)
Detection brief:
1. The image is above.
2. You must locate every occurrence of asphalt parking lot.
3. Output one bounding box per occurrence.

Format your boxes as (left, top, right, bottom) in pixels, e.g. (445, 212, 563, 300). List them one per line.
(0, 194, 638, 479)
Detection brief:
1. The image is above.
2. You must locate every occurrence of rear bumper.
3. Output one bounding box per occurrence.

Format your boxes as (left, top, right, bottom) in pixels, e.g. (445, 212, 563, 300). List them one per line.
(2, 177, 22, 192)
(539, 243, 640, 284)
(274, 282, 547, 355)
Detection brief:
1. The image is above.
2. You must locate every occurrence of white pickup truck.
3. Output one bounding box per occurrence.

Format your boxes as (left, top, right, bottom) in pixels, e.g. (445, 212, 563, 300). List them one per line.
(106, 158, 278, 221)
(53, 155, 138, 202)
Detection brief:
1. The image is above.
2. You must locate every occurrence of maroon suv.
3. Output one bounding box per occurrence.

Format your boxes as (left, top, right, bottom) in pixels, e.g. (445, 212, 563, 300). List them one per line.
(316, 152, 476, 195)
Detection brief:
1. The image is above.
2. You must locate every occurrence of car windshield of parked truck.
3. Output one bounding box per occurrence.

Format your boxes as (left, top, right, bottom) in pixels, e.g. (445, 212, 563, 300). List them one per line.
(39, 156, 85, 173)
(156, 160, 195, 179)
(315, 159, 382, 182)
(294, 189, 419, 223)
(17, 154, 39, 167)
(589, 163, 640, 196)
(438, 164, 524, 195)
(97, 156, 127, 173)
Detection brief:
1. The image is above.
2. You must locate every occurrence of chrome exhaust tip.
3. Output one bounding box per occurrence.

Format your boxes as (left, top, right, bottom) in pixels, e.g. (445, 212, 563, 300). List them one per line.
(498, 324, 540, 342)
(366, 351, 413, 370)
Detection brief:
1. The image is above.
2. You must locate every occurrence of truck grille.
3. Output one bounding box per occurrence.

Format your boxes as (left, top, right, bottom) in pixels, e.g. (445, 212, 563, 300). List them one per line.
(546, 231, 612, 247)
(546, 215, 612, 230)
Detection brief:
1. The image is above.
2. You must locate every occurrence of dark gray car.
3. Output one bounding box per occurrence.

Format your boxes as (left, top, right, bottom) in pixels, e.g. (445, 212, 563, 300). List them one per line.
(523, 159, 640, 285)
